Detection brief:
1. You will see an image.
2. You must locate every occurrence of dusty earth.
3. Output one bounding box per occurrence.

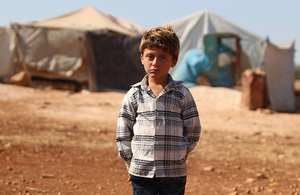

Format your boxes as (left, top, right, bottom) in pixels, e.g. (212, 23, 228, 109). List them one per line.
(0, 80, 300, 195)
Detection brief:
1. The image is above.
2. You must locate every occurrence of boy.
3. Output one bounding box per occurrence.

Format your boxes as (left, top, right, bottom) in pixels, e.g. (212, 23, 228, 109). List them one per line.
(116, 26, 201, 195)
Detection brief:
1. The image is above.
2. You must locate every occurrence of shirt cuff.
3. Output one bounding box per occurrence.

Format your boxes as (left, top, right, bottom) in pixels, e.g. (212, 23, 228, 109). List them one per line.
(125, 159, 131, 170)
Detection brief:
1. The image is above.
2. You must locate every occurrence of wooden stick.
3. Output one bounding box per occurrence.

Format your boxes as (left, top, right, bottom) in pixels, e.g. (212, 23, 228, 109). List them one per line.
(26, 187, 46, 193)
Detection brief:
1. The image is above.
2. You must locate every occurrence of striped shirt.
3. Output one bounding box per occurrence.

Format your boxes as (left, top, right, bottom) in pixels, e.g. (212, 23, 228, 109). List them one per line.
(116, 75, 201, 178)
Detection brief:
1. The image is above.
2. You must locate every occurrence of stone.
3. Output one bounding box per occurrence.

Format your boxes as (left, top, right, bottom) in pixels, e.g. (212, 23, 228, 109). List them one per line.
(245, 178, 256, 183)
(4, 142, 11, 148)
(6, 166, 13, 171)
(254, 186, 260, 192)
(203, 166, 214, 171)
(251, 131, 261, 136)
(256, 173, 268, 179)
(266, 188, 275, 193)
(9, 71, 31, 86)
(216, 169, 222, 174)
(270, 182, 278, 187)
(261, 132, 276, 137)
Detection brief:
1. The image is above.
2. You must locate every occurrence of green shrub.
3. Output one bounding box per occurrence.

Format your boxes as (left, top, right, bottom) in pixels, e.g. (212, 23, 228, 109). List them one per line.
(296, 65, 300, 80)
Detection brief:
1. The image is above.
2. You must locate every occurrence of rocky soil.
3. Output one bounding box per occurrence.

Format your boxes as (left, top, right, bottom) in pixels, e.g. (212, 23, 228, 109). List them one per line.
(0, 81, 300, 195)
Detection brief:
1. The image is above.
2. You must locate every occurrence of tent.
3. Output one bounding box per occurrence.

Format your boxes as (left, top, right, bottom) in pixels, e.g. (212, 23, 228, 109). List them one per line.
(164, 10, 296, 112)
(163, 10, 263, 76)
(8, 5, 146, 91)
(262, 40, 296, 112)
(87, 32, 144, 90)
(15, 5, 142, 35)
(0, 28, 15, 78)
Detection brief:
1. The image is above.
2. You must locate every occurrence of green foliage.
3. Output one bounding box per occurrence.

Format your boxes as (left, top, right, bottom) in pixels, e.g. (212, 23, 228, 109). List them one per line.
(296, 65, 300, 80)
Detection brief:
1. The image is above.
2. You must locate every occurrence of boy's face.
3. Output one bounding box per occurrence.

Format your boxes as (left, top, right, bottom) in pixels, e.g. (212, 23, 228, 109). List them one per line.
(141, 47, 177, 81)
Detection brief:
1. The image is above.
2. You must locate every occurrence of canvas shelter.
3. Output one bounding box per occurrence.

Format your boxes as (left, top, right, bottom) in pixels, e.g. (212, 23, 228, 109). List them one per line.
(14, 5, 141, 35)
(8, 5, 146, 91)
(163, 10, 296, 112)
(0, 28, 16, 78)
(163, 10, 264, 76)
(87, 32, 144, 90)
(262, 40, 296, 112)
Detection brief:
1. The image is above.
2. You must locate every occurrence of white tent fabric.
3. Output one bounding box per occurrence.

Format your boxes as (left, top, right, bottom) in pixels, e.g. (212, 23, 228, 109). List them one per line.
(163, 10, 264, 74)
(9, 6, 146, 84)
(0, 28, 15, 78)
(106, 13, 146, 35)
(262, 40, 296, 112)
(11, 25, 88, 81)
(19, 5, 141, 36)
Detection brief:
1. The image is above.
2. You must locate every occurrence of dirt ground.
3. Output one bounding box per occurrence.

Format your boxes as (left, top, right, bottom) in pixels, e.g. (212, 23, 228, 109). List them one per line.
(0, 80, 300, 195)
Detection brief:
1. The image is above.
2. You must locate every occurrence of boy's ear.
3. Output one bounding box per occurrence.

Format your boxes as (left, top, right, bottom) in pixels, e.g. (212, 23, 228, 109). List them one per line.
(171, 58, 178, 67)
(140, 54, 144, 65)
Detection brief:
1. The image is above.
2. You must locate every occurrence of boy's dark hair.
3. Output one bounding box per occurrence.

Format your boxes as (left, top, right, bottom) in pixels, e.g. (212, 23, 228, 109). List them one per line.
(139, 26, 180, 60)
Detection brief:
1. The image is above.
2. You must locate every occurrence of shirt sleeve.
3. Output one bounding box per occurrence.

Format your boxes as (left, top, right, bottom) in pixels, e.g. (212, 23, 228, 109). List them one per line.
(182, 90, 201, 157)
(116, 90, 136, 170)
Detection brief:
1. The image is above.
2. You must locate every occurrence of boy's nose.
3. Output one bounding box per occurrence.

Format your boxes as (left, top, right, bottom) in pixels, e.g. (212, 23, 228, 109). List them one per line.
(152, 57, 159, 66)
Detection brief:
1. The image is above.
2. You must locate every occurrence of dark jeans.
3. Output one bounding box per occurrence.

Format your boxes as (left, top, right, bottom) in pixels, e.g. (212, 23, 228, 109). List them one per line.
(130, 175, 187, 195)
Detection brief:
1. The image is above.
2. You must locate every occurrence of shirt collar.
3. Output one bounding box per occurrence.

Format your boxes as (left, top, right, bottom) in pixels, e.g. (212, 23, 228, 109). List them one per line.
(133, 74, 182, 93)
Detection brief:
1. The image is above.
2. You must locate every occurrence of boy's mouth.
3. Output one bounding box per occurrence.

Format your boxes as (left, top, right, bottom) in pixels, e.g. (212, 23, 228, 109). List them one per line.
(150, 69, 159, 72)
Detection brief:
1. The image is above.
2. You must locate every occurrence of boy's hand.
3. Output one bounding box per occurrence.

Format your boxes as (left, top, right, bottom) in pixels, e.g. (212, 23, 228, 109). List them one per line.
(127, 173, 131, 182)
